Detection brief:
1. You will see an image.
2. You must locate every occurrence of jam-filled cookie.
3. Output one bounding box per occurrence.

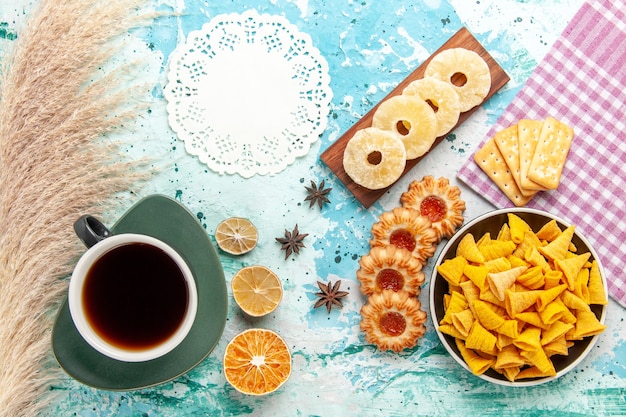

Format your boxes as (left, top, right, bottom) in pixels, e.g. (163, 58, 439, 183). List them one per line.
(400, 175, 465, 241)
(370, 207, 437, 265)
(360, 290, 427, 352)
(357, 246, 425, 297)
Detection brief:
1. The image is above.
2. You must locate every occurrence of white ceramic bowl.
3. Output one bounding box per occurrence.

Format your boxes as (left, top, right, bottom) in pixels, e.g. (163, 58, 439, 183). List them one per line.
(429, 208, 608, 386)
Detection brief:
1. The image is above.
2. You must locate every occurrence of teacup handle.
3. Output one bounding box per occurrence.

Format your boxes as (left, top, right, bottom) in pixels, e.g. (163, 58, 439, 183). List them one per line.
(74, 215, 112, 248)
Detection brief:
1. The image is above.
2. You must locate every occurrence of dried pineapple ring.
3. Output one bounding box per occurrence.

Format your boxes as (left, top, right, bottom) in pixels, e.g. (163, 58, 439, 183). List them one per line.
(403, 77, 461, 137)
(343, 127, 406, 190)
(424, 48, 491, 112)
(371, 95, 437, 160)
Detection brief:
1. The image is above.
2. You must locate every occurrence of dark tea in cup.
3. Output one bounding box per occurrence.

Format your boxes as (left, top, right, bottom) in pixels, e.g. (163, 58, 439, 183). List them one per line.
(69, 221, 197, 362)
(82, 242, 190, 351)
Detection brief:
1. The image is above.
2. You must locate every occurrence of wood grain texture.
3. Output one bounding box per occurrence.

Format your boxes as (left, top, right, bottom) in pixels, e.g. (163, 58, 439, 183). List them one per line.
(320, 27, 510, 208)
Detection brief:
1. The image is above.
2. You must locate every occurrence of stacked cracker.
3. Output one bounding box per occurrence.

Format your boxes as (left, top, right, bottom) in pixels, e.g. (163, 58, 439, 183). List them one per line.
(474, 117, 574, 206)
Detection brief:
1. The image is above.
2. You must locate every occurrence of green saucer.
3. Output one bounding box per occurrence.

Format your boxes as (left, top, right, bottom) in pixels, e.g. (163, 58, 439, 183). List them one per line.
(52, 194, 228, 391)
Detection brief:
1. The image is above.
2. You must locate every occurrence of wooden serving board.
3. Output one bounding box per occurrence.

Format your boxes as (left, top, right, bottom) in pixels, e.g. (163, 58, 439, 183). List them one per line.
(320, 27, 510, 208)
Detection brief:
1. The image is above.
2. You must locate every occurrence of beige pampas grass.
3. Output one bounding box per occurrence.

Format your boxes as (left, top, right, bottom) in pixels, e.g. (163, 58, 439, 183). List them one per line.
(0, 0, 157, 415)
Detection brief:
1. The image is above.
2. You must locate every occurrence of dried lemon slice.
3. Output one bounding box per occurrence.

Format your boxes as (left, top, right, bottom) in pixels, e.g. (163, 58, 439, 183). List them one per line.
(371, 95, 437, 160)
(231, 265, 283, 317)
(215, 217, 258, 255)
(343, 127, 406, 190)
(403, 77, 461, 137)
(223, 328, 291, 395)
(424, 48, 491, 112)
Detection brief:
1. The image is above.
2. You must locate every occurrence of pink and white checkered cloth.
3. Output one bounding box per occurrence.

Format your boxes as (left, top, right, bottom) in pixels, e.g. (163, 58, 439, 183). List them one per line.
(458, 0, 626, 307)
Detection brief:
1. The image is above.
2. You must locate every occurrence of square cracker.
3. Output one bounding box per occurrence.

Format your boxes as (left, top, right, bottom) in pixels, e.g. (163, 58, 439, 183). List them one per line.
(527, 117, 574, 189)
(493, 124, 538, 197)
(474, 137, 536, 207)
(517, 119, 548, 191)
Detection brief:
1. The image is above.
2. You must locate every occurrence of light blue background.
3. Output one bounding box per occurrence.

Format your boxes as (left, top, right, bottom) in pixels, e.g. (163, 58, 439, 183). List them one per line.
(2, 0, 625, 415)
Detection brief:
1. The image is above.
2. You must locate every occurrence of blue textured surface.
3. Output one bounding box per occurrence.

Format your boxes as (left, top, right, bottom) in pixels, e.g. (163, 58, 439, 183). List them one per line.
(2, 0, 625, 415)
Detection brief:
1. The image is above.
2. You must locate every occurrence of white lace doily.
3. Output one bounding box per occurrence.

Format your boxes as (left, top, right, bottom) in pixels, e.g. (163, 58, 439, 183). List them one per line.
(164, 10, 333, 177)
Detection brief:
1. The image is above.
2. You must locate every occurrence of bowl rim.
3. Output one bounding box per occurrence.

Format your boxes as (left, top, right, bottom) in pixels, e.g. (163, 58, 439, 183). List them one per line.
(429, 207, 608, 387)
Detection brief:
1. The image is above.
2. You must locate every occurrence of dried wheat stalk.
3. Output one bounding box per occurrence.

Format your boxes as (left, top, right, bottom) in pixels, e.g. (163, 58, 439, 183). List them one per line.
(0, 0, 156, 415)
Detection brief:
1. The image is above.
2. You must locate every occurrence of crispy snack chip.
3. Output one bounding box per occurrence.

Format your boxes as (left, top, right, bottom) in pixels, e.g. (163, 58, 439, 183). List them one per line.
(437, 216, 606, 382)
(456, 233, 485, 263)
(456, 338, 495, 375)
(464, 264, 489, 290)
(588, 260, 608, 305)
(451, 308, 475, 338)
(487, 266, 527, 301)
(538, 225, 575, 261)
(573, 310, 606, 338)
(536, 219, 562, 241)
(556, 252, 591, 291)
(505, 289, 541, 317)
(479, 240, 517, 261)
(437, 256, 468, 287)
(466, 321, 497, 353)
(473, 300, 506, 330)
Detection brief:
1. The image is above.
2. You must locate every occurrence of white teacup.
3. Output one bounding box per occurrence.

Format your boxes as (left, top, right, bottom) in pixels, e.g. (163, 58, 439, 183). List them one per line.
(69, 216, 198, 362)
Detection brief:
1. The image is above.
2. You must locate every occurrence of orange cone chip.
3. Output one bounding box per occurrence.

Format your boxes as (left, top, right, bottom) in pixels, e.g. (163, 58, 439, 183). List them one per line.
(514, 326, 542, 352)
(555, 252, 591, 291)
(538, 225, 575, 261)
(573, 310, 607, 338)
(515, 312, 550, 330)
(507, 213, 532, 244)
(541, 321, 574, 346)
(487, 266, 527, 301)
(495, 345, 526, 370)
(538, 300, 569, 325)
(537, 284, 567, 311)
(588, 260, 608, 305)
(451, 308, 475, 338)
(465, 321, 497, 353)
(535, 219, 562, 242)
(464, 264, 489, 291)
(437, 256, 468, 287)
(456, 233, 485, 263)
(516, 266, 545, 290)
(479, 240, 516, 261)
(455, 338, 495, 375)
(473, 300, 506, 330)
(505, 289, 541, 317)
(495, 319, 520, 339)
(520, 347, 555, 375)
(561, 290, 591, 312)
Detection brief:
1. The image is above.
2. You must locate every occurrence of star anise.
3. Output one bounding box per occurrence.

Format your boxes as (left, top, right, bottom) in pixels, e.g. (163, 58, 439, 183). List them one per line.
(304, 179, 332, 209)
(275, 224, 308, 259)
(314, 279, 349, 314)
